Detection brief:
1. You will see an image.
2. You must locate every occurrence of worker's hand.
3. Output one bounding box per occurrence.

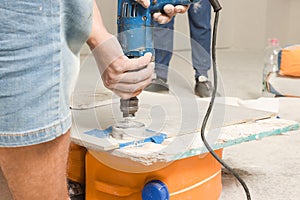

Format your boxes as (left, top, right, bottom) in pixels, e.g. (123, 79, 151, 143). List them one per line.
(135, 0, 188, 24)
(92, 36, 154, 99)
(104, 54, 154, 99)
(153, 4, 189, 24)
(135, 0, 150, 8)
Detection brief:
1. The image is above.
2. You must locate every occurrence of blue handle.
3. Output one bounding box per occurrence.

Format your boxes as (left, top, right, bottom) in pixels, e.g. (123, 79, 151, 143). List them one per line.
(150, 0, 199, 12)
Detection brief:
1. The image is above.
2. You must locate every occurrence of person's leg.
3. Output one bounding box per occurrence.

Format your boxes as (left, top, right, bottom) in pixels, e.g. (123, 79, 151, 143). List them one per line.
(0, 130, 71, 200)
(145, 19, 175, 92)
(153, 18, 175, 82)
(188, 0, 212, 78)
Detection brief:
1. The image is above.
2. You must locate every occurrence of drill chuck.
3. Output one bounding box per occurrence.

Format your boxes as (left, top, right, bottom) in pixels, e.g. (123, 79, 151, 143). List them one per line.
(120, 97, 139, 118)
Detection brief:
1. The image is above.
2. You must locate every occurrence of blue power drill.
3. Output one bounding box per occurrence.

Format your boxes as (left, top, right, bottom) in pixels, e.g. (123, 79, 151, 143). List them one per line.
(117, 0, 221, 58)
(117, 0, 201, 118)
(117, 0, 221, 117)
(117, 0, 202, 59)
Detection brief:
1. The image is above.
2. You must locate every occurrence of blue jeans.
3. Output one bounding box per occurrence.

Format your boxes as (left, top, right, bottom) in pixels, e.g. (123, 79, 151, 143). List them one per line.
(153, 0, 211, 81)
(0, 0, 92, 147)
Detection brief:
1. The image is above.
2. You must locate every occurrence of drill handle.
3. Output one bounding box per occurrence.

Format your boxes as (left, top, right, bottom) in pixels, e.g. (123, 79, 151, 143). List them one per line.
(150, 0, 221, 13)
(150, 0, 200, 13)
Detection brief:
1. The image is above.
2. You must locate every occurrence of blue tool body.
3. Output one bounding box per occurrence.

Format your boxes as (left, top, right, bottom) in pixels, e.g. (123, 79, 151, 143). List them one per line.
(117, 0, 200, 118)
(117, 0, 200, 58)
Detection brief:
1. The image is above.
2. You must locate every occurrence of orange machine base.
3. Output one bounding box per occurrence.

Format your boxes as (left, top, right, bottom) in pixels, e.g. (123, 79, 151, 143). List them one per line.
(85, 149, 223, 200)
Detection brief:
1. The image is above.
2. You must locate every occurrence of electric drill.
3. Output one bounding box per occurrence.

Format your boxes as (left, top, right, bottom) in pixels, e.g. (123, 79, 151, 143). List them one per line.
(117, 0, 221, 118)
(117, 0, 201, 118)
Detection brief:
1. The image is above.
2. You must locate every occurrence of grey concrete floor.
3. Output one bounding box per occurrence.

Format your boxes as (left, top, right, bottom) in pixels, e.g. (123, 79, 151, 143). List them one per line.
(1, 49, 299, 200)
(170, 49, 300, 200)
(211, 50, 300, 200)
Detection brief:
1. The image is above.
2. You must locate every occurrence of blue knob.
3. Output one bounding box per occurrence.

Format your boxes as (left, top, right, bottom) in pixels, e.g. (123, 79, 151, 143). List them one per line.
(142, 180, 169, 200)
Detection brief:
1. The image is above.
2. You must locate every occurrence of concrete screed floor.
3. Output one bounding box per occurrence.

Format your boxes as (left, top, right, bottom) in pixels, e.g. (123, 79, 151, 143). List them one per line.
(1, 49, 299, 200)
(172, 49, 300, 200)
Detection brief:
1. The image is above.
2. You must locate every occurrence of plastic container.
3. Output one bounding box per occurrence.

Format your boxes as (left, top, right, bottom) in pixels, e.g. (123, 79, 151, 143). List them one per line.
(67, 143, 86, 184)
(262, 38, 281, 96)
(85, 149, 223, 200)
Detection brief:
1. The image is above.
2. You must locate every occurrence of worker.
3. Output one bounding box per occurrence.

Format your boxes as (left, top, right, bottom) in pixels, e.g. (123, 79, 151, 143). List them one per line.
(146, 0, 213, 97)
(0, 0, 188, 199)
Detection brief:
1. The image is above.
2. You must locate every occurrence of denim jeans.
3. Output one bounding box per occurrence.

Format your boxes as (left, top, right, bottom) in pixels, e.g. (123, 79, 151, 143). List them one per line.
(153, 0, 211, 81)
(0, 0, 92, 147)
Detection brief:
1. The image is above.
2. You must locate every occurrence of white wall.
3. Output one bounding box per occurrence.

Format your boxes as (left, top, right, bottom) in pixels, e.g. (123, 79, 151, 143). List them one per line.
(225, 0, 269, 50)
(279, 0, 300, 46)
(85, 0, 300, 53)
(218, 0, 300, 49)
(96, 0, 117, 34)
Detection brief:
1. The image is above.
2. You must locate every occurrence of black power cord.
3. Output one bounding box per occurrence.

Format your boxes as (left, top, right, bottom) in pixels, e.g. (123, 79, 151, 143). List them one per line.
(201, 2, 252, 200)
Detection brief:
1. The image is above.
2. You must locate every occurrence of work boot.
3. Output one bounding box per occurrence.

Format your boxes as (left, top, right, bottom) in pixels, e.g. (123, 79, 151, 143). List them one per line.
(194, 76, 212, 97)
(68, 179, 85, 200)
(144, 78, 169, 93)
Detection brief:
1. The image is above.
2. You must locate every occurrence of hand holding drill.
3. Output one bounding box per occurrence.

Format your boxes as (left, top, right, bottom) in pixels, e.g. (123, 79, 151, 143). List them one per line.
(90, 0, 190, 117)
(136, 0, 189, 24)
(92, 0, 188, 100)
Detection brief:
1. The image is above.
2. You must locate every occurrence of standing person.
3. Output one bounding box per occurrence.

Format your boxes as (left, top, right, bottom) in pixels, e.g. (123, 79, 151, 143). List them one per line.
(146, 0, 212, 97)
(0, 0, 187, 199)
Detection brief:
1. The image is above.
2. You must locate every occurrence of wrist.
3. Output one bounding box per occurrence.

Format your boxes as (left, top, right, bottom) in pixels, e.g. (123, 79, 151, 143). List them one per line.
(92, 36, 124, 74)
(87, 31, 112, 50)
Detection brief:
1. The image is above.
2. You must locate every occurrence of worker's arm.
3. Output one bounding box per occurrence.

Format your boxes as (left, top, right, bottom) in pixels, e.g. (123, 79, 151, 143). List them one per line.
(86, 1, 187, 99)
(87, 1, 153, 99)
